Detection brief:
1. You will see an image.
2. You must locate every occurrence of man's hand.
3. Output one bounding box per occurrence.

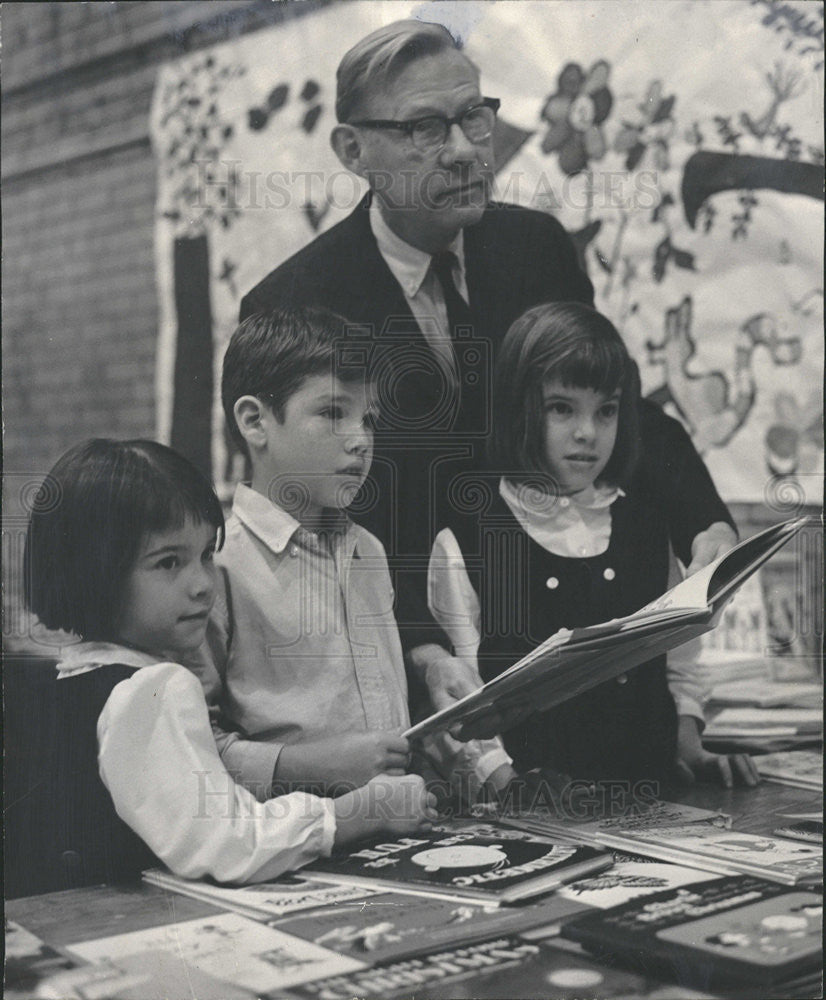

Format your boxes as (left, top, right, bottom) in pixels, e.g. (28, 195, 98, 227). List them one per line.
(276, 730, 410, 791)
(685, 521, 738, 576)
(675, 715, 760, 788)
(408, 644, 514, 740)
(408, 644, 483, 711)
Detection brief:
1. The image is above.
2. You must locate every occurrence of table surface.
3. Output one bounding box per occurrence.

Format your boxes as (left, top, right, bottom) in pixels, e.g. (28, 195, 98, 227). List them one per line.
(5, 781, 823, 1000)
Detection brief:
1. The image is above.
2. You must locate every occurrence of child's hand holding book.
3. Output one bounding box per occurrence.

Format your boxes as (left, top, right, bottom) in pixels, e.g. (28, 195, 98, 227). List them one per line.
(276, 730, 411, 790)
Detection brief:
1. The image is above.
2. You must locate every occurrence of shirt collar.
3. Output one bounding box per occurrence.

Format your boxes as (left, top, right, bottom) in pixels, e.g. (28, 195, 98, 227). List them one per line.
(499, 476, 624, 524)
(231, 483, 359, 557)
(56, 641, 161, 678)
(369, 197, 465, 299)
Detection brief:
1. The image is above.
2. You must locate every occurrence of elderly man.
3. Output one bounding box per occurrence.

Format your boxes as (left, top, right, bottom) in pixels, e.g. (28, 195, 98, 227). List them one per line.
(241, 21, 744, 783)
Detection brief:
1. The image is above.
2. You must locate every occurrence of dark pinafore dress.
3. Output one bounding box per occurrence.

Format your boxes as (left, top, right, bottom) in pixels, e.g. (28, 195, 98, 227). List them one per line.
(446, 485, 679, 783)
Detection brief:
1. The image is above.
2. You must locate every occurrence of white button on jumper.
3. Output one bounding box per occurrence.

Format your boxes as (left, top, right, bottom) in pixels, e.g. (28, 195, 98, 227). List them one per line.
(545, 577, 559, 590)
(603, 567, 616, 581)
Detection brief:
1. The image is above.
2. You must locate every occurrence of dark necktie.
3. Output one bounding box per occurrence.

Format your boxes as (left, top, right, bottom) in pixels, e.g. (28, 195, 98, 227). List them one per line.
(430, 250, 473, 337)
(430, 251, 485, 435)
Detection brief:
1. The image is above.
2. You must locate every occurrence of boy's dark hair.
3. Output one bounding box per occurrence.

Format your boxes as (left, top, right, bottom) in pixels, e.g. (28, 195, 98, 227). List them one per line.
(489, 301, 641, 490)
(23, 438, 224, 642)
(222, 306, 364, 455)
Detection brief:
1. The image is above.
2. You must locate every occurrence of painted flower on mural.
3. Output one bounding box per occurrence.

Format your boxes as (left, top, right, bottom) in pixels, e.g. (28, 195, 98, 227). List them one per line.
(614, 80, 676, 171)
(540, 60, 613, 175)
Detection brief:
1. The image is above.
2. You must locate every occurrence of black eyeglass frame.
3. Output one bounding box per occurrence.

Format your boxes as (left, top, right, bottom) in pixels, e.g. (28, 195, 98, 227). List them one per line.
(348, 97, 501, 151)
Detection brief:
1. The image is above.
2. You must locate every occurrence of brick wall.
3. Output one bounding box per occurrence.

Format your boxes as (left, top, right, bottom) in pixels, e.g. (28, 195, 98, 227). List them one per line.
(1, 0, 333, 646)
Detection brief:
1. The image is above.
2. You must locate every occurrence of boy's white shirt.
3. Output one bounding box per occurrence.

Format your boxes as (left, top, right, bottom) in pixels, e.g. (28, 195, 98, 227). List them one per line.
(428, 477, 708, 721)
(191, 483, 510, 803)
(56, 641, 336, 884)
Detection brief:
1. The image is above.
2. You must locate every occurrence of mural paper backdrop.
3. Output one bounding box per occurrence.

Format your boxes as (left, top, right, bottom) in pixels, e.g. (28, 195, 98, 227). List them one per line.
(151, 0, 823, 505)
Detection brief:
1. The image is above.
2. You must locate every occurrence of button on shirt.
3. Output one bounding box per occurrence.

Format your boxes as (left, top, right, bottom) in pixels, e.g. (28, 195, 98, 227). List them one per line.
(190, 484, 409, 798)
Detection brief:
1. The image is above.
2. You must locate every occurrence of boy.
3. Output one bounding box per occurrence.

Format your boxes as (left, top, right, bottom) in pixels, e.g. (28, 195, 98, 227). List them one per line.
(190, 307, 514, 802)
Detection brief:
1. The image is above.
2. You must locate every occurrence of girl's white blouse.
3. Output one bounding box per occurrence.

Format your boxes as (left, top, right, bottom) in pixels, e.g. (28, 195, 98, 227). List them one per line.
(57, 642, 336, 884)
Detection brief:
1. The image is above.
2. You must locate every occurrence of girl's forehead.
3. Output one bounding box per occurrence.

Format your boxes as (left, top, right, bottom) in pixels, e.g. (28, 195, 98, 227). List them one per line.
(542, 377, 621, 397)
(138, 516, 216, 550)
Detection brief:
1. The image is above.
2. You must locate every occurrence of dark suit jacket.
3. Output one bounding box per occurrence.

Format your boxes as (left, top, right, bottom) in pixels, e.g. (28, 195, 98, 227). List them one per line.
(241, 194, 732, 649)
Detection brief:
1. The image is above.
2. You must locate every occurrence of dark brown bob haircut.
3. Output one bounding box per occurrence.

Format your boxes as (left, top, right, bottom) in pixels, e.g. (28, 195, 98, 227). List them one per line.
(23, 438, 224, 641)
(222, 306, 367, 456)
(489, 302, 641, 490)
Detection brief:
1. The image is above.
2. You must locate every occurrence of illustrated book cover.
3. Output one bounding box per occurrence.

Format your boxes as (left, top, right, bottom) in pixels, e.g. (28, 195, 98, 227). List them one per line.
(287, 935, 697, 1000)
(562, 875, 823, 990)
(599, 825, 823, 886)
(141, 868, 377, 921)
(266, 889, 589, 966)
(302, 827, 613, 905)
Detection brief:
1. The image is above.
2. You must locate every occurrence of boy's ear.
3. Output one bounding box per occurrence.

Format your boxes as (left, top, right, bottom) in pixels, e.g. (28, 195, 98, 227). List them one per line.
(331, 124, 369, 179)
(233, 395, 270, 450)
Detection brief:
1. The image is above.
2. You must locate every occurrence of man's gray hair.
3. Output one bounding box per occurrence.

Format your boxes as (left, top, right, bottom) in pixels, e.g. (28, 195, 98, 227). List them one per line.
(336, 20, 475, 123)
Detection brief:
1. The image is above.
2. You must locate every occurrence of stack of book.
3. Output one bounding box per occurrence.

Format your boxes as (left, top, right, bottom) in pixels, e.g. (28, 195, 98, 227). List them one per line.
(561, 874, 823, 995)
(708, 678, 823, 708)
(502, 801, 822, 888)
(754, 748, 824, 791)
(702, 706, 823, 750)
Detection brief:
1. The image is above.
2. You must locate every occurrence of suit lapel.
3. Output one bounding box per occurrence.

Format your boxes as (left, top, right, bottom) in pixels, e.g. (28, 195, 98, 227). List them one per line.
(463, 209, 501, 344)
(345, 192, 418, 336)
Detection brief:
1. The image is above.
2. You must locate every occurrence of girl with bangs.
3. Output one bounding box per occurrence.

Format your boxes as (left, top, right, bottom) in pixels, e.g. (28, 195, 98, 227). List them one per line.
(23, 439, 434, 890)
(428, 302, 758, 787)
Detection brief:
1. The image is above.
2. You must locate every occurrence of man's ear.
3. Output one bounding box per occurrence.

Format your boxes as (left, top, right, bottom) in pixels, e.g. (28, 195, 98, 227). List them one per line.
(331, 124, 369, 179)
(233, 395, 270, 450)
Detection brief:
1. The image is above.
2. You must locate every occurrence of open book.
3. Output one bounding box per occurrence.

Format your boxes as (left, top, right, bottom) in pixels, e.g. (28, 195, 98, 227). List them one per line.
(405, 516, 815, 740)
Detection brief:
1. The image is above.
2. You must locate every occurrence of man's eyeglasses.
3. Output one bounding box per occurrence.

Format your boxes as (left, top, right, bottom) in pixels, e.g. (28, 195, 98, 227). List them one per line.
(349, 97, 500, 154)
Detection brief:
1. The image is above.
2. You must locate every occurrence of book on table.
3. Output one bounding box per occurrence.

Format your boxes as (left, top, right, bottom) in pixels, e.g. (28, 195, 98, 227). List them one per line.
(500, 797, 732, 846)
(561, 874, 824, 991)
(708, 678, 823, 708)
(753, 749, 823, 790)
(405, 516, 814, 740)
(301, 824, 613, 905)
(501, 797, 822, 887)
(703, 707, 823, 742)
(288, 934, 708, 1000)
(264, 889, 591, 966)
(141, 869, 380, 921)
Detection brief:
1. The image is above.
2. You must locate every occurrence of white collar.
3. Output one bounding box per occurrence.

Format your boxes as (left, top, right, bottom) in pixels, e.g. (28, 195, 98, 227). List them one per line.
(56, 641, 162, 678)
(369, 198, 465, 299)
(499, 476, 624, 522)
(232, 482, 357, 557)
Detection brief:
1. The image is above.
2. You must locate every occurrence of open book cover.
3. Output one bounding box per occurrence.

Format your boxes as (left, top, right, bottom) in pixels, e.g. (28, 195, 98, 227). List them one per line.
(562, 875, 823, 990)
(302, 827, 613, 905)
(406, 516, 815, 740)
